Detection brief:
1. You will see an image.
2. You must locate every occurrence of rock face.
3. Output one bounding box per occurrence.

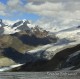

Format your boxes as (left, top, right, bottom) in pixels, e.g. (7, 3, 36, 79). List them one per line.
(0, 19, 5, 35)
(12, 20, 31, 31)
(16, 43, 80, 71)
(12, 29, 57, 46)
(12, 21, 23, 28)
(0, 27, 4, 35)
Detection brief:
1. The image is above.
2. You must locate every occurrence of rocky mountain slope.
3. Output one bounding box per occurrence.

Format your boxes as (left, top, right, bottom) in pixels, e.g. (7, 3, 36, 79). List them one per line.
(15, 26, 80, 71)
(0, 19, 57, 69)
(17, 44, 80, 71)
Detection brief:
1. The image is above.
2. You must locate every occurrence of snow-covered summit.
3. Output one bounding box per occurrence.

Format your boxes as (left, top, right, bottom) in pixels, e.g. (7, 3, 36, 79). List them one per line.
(12, 20, 32, 30)
(0, 19, 49, 35)
(0, 19, 35, 35)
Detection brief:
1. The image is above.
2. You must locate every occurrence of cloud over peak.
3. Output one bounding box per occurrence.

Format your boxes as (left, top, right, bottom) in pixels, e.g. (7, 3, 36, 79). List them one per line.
(0, 0, 80, 30)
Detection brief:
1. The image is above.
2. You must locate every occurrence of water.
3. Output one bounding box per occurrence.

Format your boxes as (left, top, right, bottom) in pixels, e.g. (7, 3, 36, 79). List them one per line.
(0, 72, 80, 79)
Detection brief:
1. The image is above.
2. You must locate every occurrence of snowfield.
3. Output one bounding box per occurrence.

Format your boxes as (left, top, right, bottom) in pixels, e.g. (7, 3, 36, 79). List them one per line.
(0, 64, 24, 72)
(3, 26, 20, 34)
(56, 27, 80, 41)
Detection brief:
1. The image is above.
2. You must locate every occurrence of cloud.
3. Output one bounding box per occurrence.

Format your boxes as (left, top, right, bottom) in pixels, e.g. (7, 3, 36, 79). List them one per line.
(0, 2, 6, 16)
(3, 19, 20, 25)
(0, 0, 24, 16)
(0, 2, 6, 10)
(33, 10, 80, 31)
(0, 11, 6, 16)
(24, 1, 80, 30)
(25, 2, 63, 12)
(7, 0, 20, 7)
(27, 0, 80, 3)
(24, 1, 80, 17)
(0, 0, 80, 31)
(7, 0, 23, 12)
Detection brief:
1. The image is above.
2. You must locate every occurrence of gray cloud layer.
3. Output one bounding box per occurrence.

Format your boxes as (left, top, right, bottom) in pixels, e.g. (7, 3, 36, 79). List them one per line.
(27, 0, 80, 3)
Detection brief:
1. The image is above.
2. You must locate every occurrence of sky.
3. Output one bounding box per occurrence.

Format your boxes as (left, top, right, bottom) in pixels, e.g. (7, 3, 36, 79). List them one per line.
(0, 0, 80, 31)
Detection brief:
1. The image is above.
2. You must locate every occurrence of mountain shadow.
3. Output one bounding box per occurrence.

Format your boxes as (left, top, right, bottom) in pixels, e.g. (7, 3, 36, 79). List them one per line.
(2, 47, 35, 64)
(12, 33, 57, 46)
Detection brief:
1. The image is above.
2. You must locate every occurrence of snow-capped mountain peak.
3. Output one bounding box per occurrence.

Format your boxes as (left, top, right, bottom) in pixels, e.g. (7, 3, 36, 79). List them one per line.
(12, 20, 32, 31)
(0, 19, 32, 35)
(0, 19, 42, 35)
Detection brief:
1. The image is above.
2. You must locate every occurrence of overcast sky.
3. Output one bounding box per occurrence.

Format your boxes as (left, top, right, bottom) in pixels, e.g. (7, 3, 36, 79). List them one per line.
(0, 0, 80, 30)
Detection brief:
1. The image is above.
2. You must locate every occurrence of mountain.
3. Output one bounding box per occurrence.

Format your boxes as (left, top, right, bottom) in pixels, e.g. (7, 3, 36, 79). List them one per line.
(0, 19, 48, 35)
(0, 27, 4, 35)
(0, 19, 80, 71)
(0, 19, 6, 27)
(0, 19, 57, 69)
(16, 27, 80, 71)
(3, 20, 31, 35)
(12, 20, 31, 31)
(17, 44, 80, 71)
(11, 26, 80, 71)
(0, 19, 6, 35)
